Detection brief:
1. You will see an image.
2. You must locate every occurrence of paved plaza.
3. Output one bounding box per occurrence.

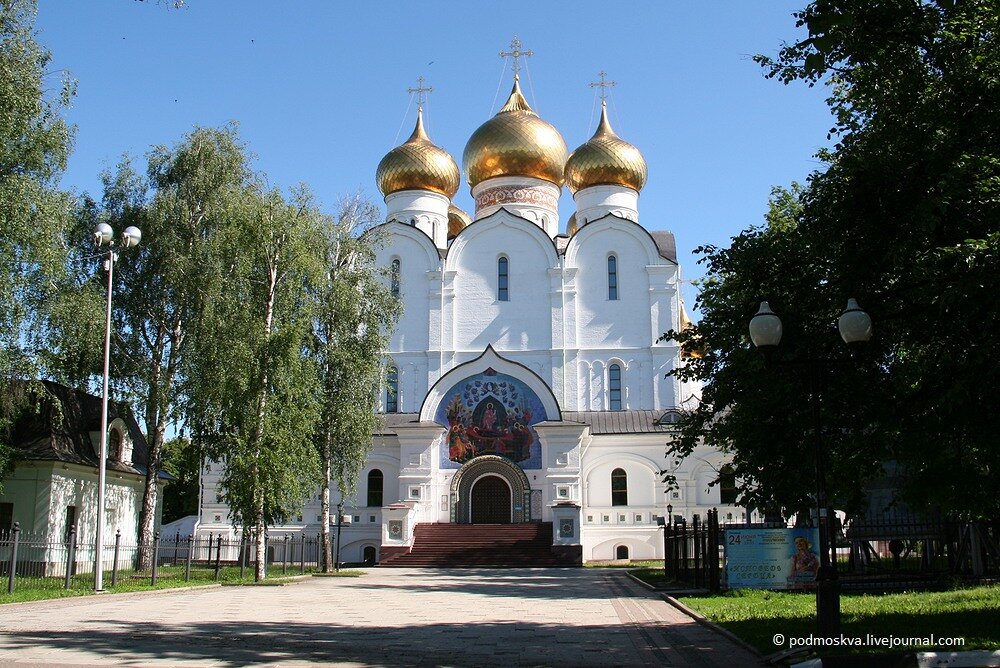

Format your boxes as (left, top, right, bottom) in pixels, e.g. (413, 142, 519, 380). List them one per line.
(0, 568, 757, 667)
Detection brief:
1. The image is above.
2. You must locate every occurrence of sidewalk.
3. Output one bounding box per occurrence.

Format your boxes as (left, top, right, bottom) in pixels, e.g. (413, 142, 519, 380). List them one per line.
(0, 567, 759, 666)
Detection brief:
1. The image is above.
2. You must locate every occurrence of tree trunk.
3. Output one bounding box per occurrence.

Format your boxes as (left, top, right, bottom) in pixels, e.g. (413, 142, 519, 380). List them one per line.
(254, 515, 266, 581)
(321, 429, 332, 572)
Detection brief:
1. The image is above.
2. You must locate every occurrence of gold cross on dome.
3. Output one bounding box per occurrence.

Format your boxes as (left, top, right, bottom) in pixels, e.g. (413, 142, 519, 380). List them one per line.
(499, 36, 533, 77)
(589, 70, 617, 101)
(408, 76, 433, 109)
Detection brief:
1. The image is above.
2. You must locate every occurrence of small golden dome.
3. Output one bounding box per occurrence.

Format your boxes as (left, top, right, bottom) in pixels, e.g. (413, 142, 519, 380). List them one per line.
(448, 204, 472, 238)
(565, 102, 647, 195)
(376, 109, 460, 198)
(463, 77, 568, 189)
(566, 212, 578, 235)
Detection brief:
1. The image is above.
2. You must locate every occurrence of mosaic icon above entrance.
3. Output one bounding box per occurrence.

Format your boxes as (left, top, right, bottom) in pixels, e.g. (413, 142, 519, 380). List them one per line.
(436, 367, 546, 469)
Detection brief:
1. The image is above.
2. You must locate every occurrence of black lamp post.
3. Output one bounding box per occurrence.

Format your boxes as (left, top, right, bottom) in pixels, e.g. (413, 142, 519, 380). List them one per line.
(749, 298, 872, 639)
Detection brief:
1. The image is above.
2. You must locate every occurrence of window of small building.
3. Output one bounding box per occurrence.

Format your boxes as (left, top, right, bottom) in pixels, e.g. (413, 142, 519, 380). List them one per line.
(497, 256, 509, 301)
(367, 469, 384, 508)
(720, 465, 738, 505)
(0, 502, 12, 532)
(108, 427, 123, 461)
(608, 363, 623, 411)
(611, 468, 628, 506)
(385, 365, 399, 413)
(64, 505, 76, 538)
(616, 544, 629, 560)
(390, 258, 401, 299)
(608, 254, 619, 300)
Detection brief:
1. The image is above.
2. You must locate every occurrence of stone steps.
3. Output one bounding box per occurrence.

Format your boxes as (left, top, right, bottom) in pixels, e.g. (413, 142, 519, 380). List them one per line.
(380, 522, 576, 568)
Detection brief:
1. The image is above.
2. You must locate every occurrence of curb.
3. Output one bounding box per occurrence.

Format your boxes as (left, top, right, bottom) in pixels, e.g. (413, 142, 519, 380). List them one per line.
(0, 583, 223, 609)
(661, 593, 765, 660)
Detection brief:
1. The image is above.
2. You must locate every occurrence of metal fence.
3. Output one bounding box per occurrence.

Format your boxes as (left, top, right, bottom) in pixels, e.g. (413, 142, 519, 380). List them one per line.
(660, 512, 1000, 592)
(1, 524, 332, 595)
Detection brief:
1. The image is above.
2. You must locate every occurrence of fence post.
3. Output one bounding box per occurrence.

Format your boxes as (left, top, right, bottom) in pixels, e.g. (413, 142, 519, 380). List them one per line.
(239, 533, 247, 579)
(173, 530, 180, 565)
(709, 509, 721, 594)
(281, 535, 289, 575)
(300, 535, 306, 574)
(185, 534, 193, 581)
(64, 524, 76, 590)
(7, 522, 20, 594)
(213, 534, 222, 580)
(151, 532, 160, 586)
(693, 515, 701, 588)
(111, 530, 121, 587)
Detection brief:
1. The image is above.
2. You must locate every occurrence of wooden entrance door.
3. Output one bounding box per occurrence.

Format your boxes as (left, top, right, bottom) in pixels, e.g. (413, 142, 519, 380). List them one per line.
(470, 476, 511, 524)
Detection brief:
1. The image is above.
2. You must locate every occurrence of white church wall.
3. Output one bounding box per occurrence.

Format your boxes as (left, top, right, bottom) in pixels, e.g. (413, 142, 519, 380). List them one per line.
(446, 213, 557, 353)
(374, 223, 439, 355)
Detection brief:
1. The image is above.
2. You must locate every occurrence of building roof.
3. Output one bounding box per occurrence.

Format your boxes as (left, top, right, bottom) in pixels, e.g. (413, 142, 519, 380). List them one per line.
(376, 410, 674, 436)
(7, 380, 167, 479)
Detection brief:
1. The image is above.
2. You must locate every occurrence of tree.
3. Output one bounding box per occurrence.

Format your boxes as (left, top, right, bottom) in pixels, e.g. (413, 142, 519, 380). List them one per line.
(160, 436, 201, 524)
(185, 185, 326, 580)
(312, 197, 400, 571)
(0, 0, 75, 485)
(81, 126, 254, 567)
(668, 0, 1000, 519)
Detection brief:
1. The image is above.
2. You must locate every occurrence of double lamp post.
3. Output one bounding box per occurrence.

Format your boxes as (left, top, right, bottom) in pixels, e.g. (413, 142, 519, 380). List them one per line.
(749, 297, 872, 638)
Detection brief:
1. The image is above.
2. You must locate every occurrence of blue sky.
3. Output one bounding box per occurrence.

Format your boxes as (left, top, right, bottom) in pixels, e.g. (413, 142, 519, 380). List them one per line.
(36, 1, 832, 313)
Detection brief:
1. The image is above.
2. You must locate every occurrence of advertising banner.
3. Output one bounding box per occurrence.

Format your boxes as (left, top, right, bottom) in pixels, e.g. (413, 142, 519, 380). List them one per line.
(724, 527, 822, 590)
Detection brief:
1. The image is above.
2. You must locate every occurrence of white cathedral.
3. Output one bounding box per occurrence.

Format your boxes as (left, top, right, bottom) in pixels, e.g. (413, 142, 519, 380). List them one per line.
(197, 66, 740, 564)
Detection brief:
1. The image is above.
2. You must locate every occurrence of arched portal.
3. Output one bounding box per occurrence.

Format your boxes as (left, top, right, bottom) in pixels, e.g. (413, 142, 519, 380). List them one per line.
(451, 455, 532, 523)
(470, 475, 512, 524)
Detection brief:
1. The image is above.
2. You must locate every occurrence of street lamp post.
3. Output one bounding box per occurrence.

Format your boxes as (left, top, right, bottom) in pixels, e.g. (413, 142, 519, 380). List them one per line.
(92, 223, 141, 592)
(749, 298, 872, 639)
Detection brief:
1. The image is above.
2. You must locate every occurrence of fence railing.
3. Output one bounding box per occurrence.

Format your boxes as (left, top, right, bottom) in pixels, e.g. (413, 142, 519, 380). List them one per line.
(658, 513, 1000, 592)
(1, 524, 332, 595)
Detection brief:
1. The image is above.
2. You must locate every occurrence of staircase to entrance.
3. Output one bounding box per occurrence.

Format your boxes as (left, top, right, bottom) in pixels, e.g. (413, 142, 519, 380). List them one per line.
(379, 522, 578, 567)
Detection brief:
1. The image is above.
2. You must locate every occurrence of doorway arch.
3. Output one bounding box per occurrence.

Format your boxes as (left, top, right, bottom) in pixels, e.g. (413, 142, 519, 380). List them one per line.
(451, 455, 532, 523)
(470, 475, 512, 523)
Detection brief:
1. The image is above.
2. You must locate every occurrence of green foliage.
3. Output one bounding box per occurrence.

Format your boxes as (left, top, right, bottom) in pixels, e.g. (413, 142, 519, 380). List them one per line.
(185, 185, 326, 541)
(669, 0, 1000, 519)
(0, 0, 76, 478)
(313, 197, 401, 498)
(160, 436, 201, 523)
(681, 586, 1000, 654)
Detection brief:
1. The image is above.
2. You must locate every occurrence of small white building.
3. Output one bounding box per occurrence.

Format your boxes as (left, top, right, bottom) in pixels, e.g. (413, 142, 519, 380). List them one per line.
(198, 71, 741, 563)
(0, 380, 167, 571)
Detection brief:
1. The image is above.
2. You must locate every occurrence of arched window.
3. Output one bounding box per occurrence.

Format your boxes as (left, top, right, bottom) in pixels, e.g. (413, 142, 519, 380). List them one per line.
(108, 428, 123, 461)
(608, 254, 619, 300)
(367, 469, 384, 507)
(720, 465, 738, 505)
(608, 363, 623, 411)
(390, 258, 400, 299)
(385, 365, 399, 413)
(497, 256, 509, 301)
(616, 545, 629, 560)
(611, 468, 628, 506)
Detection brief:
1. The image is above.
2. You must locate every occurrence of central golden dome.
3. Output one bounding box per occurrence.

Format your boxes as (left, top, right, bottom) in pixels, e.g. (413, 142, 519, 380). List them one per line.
(565, 102, 647, 194)
(376, 109, 460, 198)
(463, 77, 568, 189)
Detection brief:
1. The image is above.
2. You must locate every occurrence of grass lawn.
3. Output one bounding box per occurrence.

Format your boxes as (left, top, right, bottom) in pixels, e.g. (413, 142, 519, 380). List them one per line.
(679, 586, 1000, 655)
(0, 565, 365, 604)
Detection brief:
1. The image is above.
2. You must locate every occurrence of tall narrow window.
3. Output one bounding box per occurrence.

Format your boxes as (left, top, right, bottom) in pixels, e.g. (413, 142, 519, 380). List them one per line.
(720, 465, 738, 505)
(611, 468, 628, 506)
(367, 469, 384, 507)
(108, 428, 122, 461)
(0, 502, 13, 532)
(390, 259, 400, 299)
(608, 254, 618, 300)
(64, 505, 76, 538)
(497, 256, 509, 301)
(609, 363, 623, 411)
(385, 365, 399, 413)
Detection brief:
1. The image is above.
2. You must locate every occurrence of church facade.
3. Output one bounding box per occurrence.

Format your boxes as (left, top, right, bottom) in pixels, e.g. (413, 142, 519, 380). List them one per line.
(197, 68, 740, 563)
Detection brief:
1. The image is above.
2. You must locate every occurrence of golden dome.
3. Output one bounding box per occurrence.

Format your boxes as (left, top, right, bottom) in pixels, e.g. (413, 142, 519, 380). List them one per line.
(463, 77, 568, 189)
(566, 212, 578, 235)
(376, 109, 460, 198)
(565, 102, 647, 194)
(448, 204, 472, 238)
